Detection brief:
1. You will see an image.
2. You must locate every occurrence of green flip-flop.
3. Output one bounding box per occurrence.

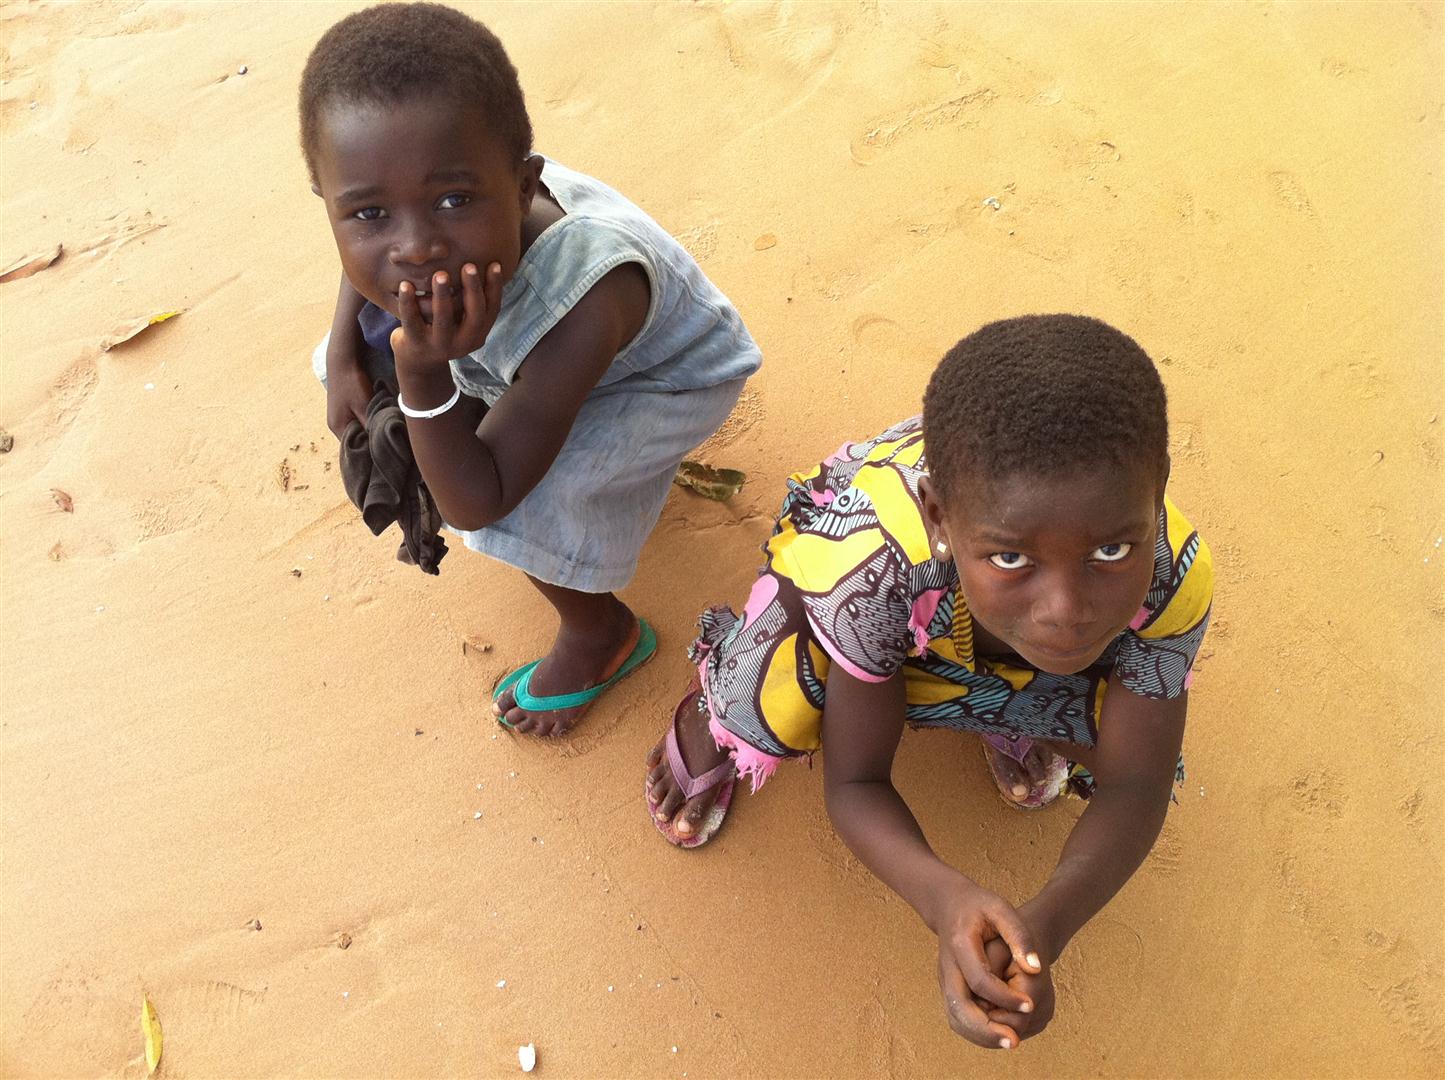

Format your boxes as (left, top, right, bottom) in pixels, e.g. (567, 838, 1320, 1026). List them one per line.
(494, 619, 657, 723)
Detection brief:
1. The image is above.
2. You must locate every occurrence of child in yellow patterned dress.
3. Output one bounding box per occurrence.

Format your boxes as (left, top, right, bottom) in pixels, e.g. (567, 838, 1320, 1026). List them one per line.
(645, 315, 1213, 1050)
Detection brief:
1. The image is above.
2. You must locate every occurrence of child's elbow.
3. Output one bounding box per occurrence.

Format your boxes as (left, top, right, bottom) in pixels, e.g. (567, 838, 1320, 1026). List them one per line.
(446, 509, 492, 532)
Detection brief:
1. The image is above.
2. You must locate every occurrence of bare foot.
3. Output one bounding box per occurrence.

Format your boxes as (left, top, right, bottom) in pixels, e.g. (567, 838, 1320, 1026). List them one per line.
(492, 599, 640, 737)
(645, 690, 732, 840)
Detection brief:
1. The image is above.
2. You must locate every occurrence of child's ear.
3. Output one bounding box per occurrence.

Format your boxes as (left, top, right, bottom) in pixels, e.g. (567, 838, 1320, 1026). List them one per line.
(917, 475, 953, 559)
(518, 153, 544, 212)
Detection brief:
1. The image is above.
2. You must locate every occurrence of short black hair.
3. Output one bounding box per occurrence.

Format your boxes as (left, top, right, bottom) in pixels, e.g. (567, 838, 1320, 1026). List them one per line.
(922, 315, 1169, 498)
(299, 2, 532, 181)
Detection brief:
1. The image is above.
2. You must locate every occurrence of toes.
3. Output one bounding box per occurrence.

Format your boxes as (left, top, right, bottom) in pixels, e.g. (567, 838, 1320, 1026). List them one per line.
(504, 706, 537, 734)
(1022, 746, 1050, 785)
(676, 792, 716, 837)
(501, 706, 583, 738)
(492, 687, 515, 718)
(646, 773, 671, 811)
(996, 755, 1030, 800)
(654, 786, 684, 822)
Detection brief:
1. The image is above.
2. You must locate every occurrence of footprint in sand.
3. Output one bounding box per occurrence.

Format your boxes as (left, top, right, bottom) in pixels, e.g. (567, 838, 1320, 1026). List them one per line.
(850, 313, 902, 351)
(675, 223, 719, 263)
(858, 994, 919, 1078)
(849, 88, 996, 165)
(170, 978, 268, 1031)
(1267, 170, 1315, 217)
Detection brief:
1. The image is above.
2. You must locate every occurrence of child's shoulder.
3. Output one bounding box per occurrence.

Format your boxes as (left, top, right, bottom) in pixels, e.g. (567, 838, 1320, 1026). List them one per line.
(1133, 495, 1213, 642)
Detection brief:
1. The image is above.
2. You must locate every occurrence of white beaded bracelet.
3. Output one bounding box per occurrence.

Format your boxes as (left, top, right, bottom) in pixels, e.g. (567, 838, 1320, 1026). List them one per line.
(398, 382, 463, 420)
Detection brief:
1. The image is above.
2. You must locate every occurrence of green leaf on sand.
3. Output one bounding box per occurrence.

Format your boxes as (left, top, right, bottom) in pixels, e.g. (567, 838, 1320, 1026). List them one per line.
(674, 460, 745, 501)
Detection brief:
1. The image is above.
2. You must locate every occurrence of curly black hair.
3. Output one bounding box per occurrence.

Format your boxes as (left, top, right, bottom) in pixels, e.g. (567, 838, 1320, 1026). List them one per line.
(299, 2, 532, 181)
(922, 315, 1169, 498)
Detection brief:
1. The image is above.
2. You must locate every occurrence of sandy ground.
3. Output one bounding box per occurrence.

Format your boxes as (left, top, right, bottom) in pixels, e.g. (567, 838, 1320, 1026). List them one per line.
(1, 1, 1441, 1076)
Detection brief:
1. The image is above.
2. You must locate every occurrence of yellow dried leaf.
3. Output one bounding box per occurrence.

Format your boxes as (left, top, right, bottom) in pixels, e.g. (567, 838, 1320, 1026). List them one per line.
(101, 310, 183, 351)
(753, 233, 778, 251)
(0, 243, 62, 284)
(141, 995, 163, 1074)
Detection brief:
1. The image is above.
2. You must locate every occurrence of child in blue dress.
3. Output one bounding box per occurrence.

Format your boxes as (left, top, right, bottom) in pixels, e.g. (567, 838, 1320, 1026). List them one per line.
(301, 3, 760, 735)
(647, 315, 1213, 1050)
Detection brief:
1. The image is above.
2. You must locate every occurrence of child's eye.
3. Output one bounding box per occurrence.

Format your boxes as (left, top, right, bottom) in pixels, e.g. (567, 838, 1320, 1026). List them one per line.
(437, 193, 471, 210)
(351, 207, 386, 222)
(988, 552, 1033, 570)
(1091, 542, 1132, 562)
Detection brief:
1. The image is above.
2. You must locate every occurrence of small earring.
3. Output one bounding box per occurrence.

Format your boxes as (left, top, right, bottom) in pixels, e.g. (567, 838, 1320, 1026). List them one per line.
(935, 540, 949, 557)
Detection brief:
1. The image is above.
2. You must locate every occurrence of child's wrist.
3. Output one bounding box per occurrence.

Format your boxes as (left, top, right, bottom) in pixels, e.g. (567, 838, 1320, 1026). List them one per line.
(1018, 895, 1069, 963)
(916, 867, 984, 934)
(396, 364, 461, 411)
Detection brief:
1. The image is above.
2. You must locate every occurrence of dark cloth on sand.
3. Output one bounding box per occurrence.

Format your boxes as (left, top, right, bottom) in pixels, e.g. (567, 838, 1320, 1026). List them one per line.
(339, 382, 448, 575)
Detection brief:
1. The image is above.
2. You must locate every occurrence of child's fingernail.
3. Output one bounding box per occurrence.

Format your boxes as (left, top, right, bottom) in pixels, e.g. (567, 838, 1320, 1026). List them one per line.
(1019, 1001, 1032, 1013)
(435, 272, 448, 285)
(466, 264, 478, 277)
(999, 1037, 1012, 1049)
(1012, 784, 1028, 797)
(1026, 952, 1041, 969)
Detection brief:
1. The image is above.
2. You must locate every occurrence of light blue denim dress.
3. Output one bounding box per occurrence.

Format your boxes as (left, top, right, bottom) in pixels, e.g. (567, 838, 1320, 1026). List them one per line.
(313, 157, 761, 592)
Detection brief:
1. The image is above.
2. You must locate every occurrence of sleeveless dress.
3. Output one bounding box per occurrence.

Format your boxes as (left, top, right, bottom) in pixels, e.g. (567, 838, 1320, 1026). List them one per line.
(314, 157, 762, 592)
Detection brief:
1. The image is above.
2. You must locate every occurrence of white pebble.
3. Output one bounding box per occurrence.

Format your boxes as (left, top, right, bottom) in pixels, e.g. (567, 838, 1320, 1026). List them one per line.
(143, 382, 155, 391)
(607, 985, 613, 992)
(473, 811, 483, 820)
(476, 783, 483, 790)
(496, 979, 506, 988)
(323, 595, 331, 601)
(518, 1043, 536, 1072)
(342, 991, 349, 999)
(983, 196, 1002, 210)
(95, 605, 105, 613)
(671, 1046, 678, 1053)
(238, 64, 248, 75)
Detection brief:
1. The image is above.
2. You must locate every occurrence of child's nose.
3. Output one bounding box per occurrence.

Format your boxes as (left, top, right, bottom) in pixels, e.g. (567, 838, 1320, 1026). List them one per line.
(390, 220, 448, 266)
(1033, 574, 1096, 631)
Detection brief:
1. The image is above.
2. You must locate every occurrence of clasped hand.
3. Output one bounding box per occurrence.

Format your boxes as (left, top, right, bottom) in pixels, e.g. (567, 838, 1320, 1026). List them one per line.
(935, 885, 1055, 1049)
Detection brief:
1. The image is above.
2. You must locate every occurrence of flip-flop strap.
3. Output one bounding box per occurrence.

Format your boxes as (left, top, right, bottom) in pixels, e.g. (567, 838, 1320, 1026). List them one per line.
(493, 660, 539, 702)
(981, 731, 1034, 765)
(510, 621, 657, 713)
(665, 719, 735, 801)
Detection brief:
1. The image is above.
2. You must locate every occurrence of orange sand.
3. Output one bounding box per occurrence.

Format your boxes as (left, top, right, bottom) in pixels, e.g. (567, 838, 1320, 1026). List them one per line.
(1, 2, 1441, 1076)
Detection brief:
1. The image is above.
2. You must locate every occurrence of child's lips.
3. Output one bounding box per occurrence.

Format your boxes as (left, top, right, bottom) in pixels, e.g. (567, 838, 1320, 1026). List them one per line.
(1021, 634, 1106, 668)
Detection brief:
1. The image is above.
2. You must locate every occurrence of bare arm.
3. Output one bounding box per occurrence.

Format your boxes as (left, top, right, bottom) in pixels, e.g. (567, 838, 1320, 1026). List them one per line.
(389, 260, 648, 530)
(323, 274, 374, 437)
(1023, 676, 1188, 962)
(821, 665, 1042, 1048)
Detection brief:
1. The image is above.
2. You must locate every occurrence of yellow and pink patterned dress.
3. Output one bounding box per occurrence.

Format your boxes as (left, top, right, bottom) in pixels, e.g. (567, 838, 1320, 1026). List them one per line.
(690, 417, 1213, 795)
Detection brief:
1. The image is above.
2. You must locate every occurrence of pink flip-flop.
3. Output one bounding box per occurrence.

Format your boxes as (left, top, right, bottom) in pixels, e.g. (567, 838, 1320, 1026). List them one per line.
(648, 690, 737, 849)
(980, 732, 1068, 810)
